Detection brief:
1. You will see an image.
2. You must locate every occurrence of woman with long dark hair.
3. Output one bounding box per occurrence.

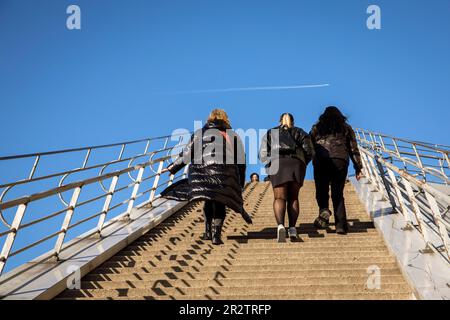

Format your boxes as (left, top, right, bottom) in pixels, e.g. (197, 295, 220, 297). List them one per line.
(310, 106, 363, 235)
(162, 109, 252, 245)
(259, 113, 314, 242)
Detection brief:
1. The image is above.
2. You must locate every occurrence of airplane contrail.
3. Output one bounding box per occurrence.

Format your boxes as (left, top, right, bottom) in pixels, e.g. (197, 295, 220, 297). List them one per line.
(153, 84, 330, 95)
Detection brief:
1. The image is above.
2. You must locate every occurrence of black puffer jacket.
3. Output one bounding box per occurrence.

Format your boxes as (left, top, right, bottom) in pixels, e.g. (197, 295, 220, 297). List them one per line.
(164, 120, 248, 218)
(310, 123, 363, 174)
(259, 125, 314, 166)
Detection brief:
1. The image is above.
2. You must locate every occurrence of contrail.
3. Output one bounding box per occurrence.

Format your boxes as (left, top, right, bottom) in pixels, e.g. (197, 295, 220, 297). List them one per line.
(153, 84, 330, 95)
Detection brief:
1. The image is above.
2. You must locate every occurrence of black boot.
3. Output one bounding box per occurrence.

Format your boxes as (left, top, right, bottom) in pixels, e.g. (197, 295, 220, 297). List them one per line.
(314, 208, 331, 229)
(336, 222, 349, 235)
(200, 221, 212, 240)
(212, 225, 223, 245)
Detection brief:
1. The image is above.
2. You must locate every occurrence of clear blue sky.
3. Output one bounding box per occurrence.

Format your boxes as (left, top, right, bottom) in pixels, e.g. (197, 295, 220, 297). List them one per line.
(1, 0, 450, 273)
(1, 0, 449, 153)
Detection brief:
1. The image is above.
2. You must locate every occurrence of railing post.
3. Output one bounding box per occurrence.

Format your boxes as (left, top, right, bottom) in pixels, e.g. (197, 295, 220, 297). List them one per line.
(424, 191, 450, 260)
(148, 160, 164, 206)
(364, 153, 386, 195)
(392, 138, 407, 170)
(28, 156, 40, 180)
(182, 166, 188, 179)
(359, 152, 374, 184)
(444, 152, 450, 172)
(411, 144, 426, 181)
(378, 134, 386, 150)
(369, 132, 376, 147)
(124, 166, 146, 220)
(374, 157, 398, 211)
(443, 152, 450, 186)
(401, 178, 433, 252)
(82, 148, 91, 169)
(167, 172, 175, 186)
(97, 175, 119, 235)
(0, 204, 28, 275)
(385, 168, 414, 230)
(53, 186, 82, 259)
(147, 138, 169, 206)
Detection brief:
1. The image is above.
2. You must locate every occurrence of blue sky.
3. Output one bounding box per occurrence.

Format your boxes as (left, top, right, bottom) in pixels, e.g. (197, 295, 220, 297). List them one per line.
(0, 0, 450, 274)
(1, 0, 449, 153)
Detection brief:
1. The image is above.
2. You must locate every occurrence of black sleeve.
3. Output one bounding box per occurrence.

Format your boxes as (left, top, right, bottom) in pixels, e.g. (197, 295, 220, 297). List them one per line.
(167, 131, 198, 174)
(346, 125, 363, 174)
(234, 132, 247, 188)
(297, 129, 314, 165)
(258, 130, 271, 166)
(309, 125, 318, 144)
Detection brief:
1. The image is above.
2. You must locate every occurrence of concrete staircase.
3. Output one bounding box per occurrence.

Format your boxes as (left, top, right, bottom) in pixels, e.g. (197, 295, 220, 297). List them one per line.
(56, 181, 415, 300)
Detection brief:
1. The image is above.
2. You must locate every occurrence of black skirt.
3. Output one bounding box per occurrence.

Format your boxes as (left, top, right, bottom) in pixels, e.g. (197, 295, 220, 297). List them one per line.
(269, 157, 306, 187)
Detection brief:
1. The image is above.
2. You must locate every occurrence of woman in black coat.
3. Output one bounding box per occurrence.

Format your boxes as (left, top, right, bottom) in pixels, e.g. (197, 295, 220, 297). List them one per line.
(163, 109, 252, 245)
(310, 106, 363, 235)
(259, 113, 314, 242)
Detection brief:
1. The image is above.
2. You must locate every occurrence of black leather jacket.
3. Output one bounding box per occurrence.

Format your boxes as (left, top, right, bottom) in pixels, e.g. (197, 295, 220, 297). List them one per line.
(167, 120, 246, 214)
(259, 125, 314, 166)
(310, 123, 363, 174)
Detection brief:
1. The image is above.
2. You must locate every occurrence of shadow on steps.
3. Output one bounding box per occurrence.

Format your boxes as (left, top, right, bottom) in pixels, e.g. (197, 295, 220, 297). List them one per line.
(228, 219, 376, 242)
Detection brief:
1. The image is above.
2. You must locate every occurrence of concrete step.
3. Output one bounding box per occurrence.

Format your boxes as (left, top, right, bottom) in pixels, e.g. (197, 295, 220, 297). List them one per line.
(55, 181, 414, 300)
(79, 275, 407, 289)
(83, 268, 402, 281)
(89, 262, 402, 275)
(129, 237, 387, 248)
(137, 231, 382, 241)
(56, 292, 414, 300)
(150, 225, 365, 232)
(108, 251, 393, 263)
(58, 283, 412, 299)
(100, 256, 397, 269)
(116, 245, 390, 256)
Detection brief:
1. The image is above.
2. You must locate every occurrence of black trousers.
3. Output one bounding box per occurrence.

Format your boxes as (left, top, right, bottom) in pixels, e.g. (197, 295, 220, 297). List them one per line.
(204, 200, 226, 227)
(313, 158, 349, 228)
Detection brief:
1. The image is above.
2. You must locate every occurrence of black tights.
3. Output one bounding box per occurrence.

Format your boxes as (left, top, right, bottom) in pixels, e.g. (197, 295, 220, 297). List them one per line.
(273, 182, 301, 227)
(204, 200, 226, 227)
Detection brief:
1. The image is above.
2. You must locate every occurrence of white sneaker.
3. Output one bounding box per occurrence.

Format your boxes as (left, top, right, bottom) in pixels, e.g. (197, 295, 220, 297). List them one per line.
(277, 224, 286, 243)
(288, 227, 298, 241)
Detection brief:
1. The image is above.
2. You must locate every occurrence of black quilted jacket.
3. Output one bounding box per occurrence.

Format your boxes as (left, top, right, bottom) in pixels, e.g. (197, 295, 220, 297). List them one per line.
(165, 120, 247, 216)
(259, 125, 315, 166)
(309, 123, 363, 174)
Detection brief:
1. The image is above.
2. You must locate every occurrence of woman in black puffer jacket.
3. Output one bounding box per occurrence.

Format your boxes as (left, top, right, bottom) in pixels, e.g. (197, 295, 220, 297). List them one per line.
(163, 109, 252, 245)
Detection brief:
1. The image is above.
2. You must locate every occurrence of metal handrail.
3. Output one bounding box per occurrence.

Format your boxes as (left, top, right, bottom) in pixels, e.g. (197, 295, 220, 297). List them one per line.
(356, 129, 450, 261)
(355, 128, 449, 185)
(355, 129, 450, 152)
(0, 133, 189, 161)
(0, 133, 189, 276)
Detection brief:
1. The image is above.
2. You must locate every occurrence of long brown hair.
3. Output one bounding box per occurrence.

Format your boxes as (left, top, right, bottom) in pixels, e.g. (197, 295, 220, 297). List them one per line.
(316, 106, 348, 135)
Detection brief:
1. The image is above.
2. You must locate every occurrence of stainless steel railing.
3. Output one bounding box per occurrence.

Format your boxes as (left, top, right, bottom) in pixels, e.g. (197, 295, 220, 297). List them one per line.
(0, 133, 190, 276)
(355, 129, 450, 261)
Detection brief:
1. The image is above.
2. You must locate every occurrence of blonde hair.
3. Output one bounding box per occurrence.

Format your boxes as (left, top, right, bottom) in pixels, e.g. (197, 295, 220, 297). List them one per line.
(280, 113, 294, 128)
(207, 109, 231, 126)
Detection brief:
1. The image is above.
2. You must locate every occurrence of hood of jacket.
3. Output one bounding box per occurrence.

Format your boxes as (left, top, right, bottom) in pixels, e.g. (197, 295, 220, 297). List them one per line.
(204, 119, 231, 131)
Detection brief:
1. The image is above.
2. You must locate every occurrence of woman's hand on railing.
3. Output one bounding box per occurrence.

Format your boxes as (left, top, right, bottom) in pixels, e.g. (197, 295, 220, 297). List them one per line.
(160, 168, 170, 174)
(356, 172, 364, 181)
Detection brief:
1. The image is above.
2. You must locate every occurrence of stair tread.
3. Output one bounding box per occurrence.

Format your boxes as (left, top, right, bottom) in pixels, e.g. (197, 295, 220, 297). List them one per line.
(56, 182, 413, 300)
